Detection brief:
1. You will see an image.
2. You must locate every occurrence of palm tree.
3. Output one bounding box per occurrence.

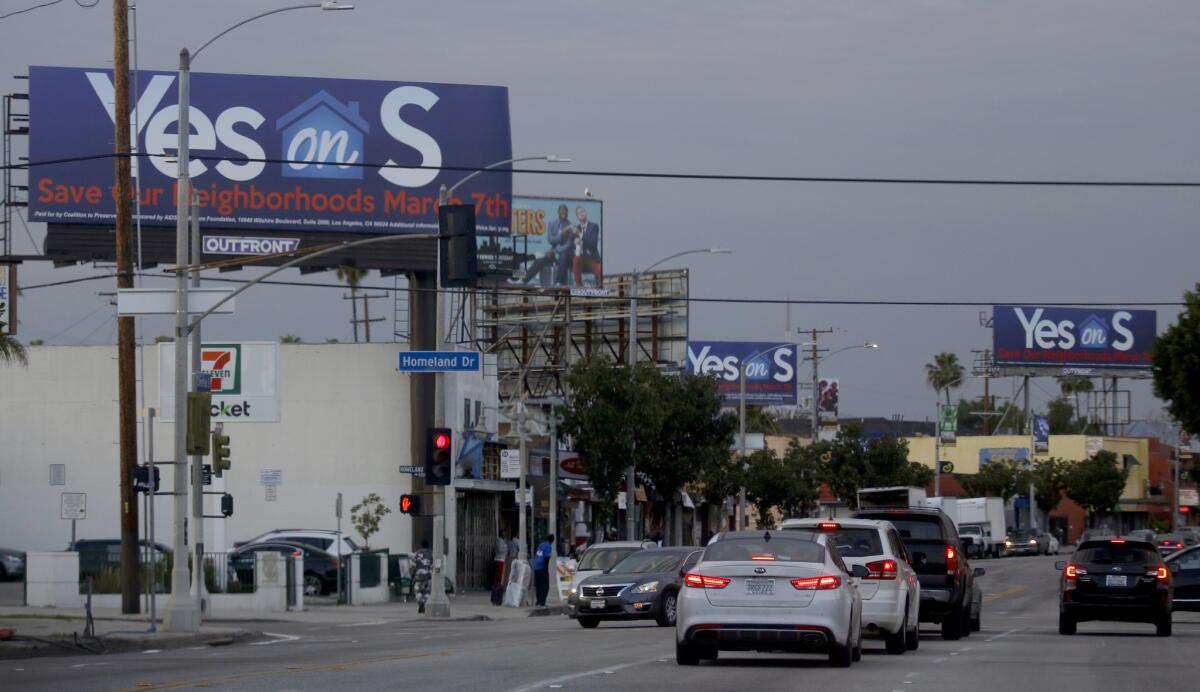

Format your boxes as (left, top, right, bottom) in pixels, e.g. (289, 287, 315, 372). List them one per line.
(335, 266, 367, 343)
(279, 334, 303, 344)
(925, 352, 965, 405)
(0, 334, 27, 366)
(1057, 375, 1094, 427)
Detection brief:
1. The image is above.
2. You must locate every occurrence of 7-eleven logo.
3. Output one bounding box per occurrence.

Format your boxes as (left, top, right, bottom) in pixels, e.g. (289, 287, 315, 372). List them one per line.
(200, 344, 241, 394)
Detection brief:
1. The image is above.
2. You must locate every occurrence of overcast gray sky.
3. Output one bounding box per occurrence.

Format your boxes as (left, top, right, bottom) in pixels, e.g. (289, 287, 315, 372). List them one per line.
(2, 0, 1196, 423)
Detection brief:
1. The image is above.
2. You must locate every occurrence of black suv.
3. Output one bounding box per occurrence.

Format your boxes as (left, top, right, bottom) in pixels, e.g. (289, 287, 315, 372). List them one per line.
(854, 507, 984, 640)
(1056, 538, 1172, 636)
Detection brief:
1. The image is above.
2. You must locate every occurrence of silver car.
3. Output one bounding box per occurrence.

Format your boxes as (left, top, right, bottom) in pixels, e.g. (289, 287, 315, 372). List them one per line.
(676, 530, 866, 667)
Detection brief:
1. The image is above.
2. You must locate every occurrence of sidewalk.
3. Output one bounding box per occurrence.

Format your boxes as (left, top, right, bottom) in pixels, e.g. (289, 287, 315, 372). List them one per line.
(0, 590, 566, 658)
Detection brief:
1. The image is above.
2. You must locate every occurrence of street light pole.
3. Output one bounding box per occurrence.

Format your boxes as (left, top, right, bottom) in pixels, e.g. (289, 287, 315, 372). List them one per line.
(628, 248, 730, 540)
(163, 2, 354, 634)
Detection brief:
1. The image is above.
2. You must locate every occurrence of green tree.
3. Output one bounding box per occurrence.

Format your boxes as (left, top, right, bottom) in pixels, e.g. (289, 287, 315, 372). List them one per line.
(960, 459, 1027, 501)
(1044, 398, 1085, 434)
(814, 424, 925, 509)
(1029, 457, 1074, 515)
(743, 406, 779, 435)
(0, 301, 27, 366)
(781, 439, 822, 518)
(1057, 375, 1094, 422)
(1064, 450, 1128, 525)
(1151, 284, 1200, 435)
(350, 493, 392, 549)
(743, 449, 792, 529)
(279, 334, 303, 343)
(925, 352, 965, 405)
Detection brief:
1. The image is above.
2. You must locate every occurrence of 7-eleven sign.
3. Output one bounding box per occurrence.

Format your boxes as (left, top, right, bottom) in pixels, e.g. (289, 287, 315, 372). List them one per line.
(200, 344, 242, 394)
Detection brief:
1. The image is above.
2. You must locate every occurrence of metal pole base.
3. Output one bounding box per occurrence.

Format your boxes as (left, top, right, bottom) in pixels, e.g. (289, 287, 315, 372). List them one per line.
(161, 596, 201, 632)
(426, 514, 451, 618)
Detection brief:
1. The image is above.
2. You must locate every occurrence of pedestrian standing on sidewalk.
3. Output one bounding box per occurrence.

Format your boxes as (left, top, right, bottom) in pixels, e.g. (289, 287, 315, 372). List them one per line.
(532, 534, 554, 607)
(507, 533, 521, 579)
(493, 530, 509, 586)
(412, 540, 433, 614)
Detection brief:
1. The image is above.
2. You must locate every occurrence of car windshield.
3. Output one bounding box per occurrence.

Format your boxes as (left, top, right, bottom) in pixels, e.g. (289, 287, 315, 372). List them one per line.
(1076, 545, 1157, 565)
(883, 519, 944, 541)
(704, 537, 825, 563)
(1008, 531, 1036, 540)
(577, 547, 640, 572)
(959, 526, 981, 535)
(785, 527, 883, 558)
(609, 551, 686, 574)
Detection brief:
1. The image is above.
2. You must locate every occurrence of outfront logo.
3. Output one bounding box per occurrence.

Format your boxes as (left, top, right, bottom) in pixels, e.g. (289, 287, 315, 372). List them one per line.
(200, 344, 242, 394)
(277, 91, 368, 180)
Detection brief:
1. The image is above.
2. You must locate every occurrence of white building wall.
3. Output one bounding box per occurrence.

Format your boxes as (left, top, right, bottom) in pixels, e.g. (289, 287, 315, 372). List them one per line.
(0, 344, 415, 556)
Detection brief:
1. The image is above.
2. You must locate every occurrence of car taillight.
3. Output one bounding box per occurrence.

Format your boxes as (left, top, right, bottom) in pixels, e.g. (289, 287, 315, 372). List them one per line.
(1065, 564, 1086, 581)
(945, 545, 958, 574)
(1176, 542, 1184, 549)
(791, 575, 841, 590)
(1110, 539, 1126, 544)
(684, 573, 730, 589)
(819, 522, 840, 531)
(1155, 566, 1168, 582)
(750, 554, 777, 561)
(863, 559, 898, 580)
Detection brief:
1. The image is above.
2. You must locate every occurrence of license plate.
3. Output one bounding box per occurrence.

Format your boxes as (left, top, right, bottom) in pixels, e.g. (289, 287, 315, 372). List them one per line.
(745, 578, 775, 596)
(1105, 575, 1128, 587)
(590, 599, 606, 609)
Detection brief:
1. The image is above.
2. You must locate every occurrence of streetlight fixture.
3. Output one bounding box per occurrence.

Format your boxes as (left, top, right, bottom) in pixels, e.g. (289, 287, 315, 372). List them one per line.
(808, 342, 878, 442)
(165, 1, 354, 634)
(627, 247, 731, 541)
(438, 155, 572, 205)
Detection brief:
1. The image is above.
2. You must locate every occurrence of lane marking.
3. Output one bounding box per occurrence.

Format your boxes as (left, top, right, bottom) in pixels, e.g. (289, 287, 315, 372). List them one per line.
(340, 619, 389, 627)
(142, 649, 161, 654)
(249, 632, 301, 646)
(983, 585, 1029, 603)
(933, 657, 947, 663)
(506, 657, 662, 692)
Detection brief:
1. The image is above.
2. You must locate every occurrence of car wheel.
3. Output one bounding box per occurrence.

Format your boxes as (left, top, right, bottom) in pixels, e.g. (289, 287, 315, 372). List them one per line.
(905, 617, 920, 651)
(1156, 616, 1172, 637)
(970, 607, 981, 632)
(941, 606, 965, 640)
(961, 605, 973, 637)
(303, 573, 322, 597)
(852, 632, 862, 662)
(828, 640, 852, 668)
(0, 565, 7, 581)
(885, 610, 907, 655)
(656, 591, 678, 627)
(578, 617, 600, 629)
(1058, 613, 1076, 635)
(676, 639, 701, 666)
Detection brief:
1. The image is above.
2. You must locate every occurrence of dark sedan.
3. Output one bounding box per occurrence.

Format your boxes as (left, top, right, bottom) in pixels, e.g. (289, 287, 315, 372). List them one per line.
(1056, 538, 1172, 636)
(228, 541, 340, 596)
(573, 547, 702, 628)
(1154, 534, 1189, 557)
(1165, 544, 1200, 612)
(1002, 530, 1045, 556)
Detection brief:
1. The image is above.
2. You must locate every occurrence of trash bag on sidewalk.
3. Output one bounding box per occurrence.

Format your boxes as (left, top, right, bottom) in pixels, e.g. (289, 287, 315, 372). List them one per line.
(503, 559, 531, 608)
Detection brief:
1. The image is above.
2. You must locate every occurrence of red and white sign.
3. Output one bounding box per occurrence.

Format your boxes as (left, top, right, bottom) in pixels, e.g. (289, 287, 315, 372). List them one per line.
(558, 450, 588, 480)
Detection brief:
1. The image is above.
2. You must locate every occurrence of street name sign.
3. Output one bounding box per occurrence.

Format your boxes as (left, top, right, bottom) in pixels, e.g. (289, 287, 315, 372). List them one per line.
(397, 351, 481, 372)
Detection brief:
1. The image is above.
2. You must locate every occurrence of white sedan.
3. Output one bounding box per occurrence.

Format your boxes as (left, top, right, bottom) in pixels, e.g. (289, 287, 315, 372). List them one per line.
(676, 530, 865, 667)
(782, 518, 922, 654)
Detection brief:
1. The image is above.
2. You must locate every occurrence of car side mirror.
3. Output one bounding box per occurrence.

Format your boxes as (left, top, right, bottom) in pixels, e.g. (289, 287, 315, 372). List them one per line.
(851, 564, 870, 578)
(973, 567, 986, 577)
(1054, 560, 1066, 570)
(911, 551, 927, 567)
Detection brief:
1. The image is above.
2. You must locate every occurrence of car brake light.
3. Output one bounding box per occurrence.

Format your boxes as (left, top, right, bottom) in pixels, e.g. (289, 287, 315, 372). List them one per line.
(863, 559, 898, 580)
(1176, 542, 1184, 549)
(791, 575, 841, 590)
(945, 545, 958, 574)
(1155, 566, 1168, 582)
(1065, 564, 1087, 581)
(819, 522, 840, 531)
(1110, 539, 1126, 544)
(684, 573, 730, 589)
(750, 554, 777, 561)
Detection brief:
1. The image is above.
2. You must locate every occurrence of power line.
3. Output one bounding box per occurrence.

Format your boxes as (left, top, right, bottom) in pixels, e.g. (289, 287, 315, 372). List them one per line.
(6, 150, 1200, 188)
(0, 0, 98, 21)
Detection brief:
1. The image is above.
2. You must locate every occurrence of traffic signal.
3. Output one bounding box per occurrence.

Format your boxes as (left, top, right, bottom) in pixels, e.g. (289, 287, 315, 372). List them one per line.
(186, 392, 212, 455)
(425, 427, 453, 486)
(212, 426, 231, 477)
(399, 494, 421, 515)
(132, 465, 160, 493)
(220, 493, 234, 517)
(438, 203, 477, 288)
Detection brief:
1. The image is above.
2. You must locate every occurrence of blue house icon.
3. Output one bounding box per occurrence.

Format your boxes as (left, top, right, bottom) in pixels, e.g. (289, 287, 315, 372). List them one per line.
(1077, 315, 1109, 349)
(276, 91, 370, 180)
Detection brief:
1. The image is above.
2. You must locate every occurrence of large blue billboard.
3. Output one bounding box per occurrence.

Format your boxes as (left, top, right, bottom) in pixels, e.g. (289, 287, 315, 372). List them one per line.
(28, 66, 512, 234)
(992, 306, 1156, 371)
(686, 341, 798, 406)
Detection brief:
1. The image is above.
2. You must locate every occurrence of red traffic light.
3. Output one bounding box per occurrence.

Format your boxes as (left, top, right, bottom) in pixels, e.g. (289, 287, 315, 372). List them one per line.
(434, 433, 451, 450)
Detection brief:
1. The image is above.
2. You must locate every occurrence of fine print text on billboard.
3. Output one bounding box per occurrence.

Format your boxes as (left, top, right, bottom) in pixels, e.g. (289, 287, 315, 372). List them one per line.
(479, 196, 603, 288)
(992, 306, 1155, 372)
(29, 66, 512, 235)
(686, 341, 797, 406)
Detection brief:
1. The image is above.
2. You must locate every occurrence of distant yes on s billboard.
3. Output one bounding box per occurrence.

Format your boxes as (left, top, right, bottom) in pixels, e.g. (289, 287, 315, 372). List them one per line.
(992, 305, 1156, 372)
(686, 341, 797, 405)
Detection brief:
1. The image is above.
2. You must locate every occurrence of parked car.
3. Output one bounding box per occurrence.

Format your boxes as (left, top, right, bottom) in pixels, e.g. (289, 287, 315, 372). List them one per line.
(234, 529, 359, 557)
(1154, 533, 1188, 557)
(0, 547, 25, 581)
(1164, 544, 1200, 612)
(783, 518, 921, 654)
(73, 539, 171, 578)
(1177, 527, 1200, 545)
(1056, 537, 1172, 636)
(675, 530, 866, 667)
(228, 541, 340, 596)
(565, 540, 655, 613)
(572, 547, 701, 628)
(1001, 529, 1045, 556)
(853, 507, 984, 640)
(1037, 532, 1061, 555)
(1125, 529, 1157, 543)
(958, 524, 995, 559)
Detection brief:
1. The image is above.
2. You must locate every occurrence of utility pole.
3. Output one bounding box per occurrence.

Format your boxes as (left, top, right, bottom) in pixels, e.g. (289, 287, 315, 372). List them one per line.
(347, 292, 387, 342)
(971, 349, 995, 435)
(803, 328, 832, 440)
(113, 0, 141, 615)
(1024, 375, 1036, 531)
(626, 271, 639, 542)
(188, 200, 206, 612)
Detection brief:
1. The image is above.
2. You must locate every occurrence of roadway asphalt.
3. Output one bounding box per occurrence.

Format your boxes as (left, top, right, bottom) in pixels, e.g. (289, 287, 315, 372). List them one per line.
(6, 553, 1199, 691)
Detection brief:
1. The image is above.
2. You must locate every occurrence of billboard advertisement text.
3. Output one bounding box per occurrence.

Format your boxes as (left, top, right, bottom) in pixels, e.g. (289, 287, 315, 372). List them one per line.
(479, 196, 603, 287)
(159, 342, 279, 422)
(29, 66, 512, 235)
(686, 341, 797, 406)
(992, 306, 1155, 371)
